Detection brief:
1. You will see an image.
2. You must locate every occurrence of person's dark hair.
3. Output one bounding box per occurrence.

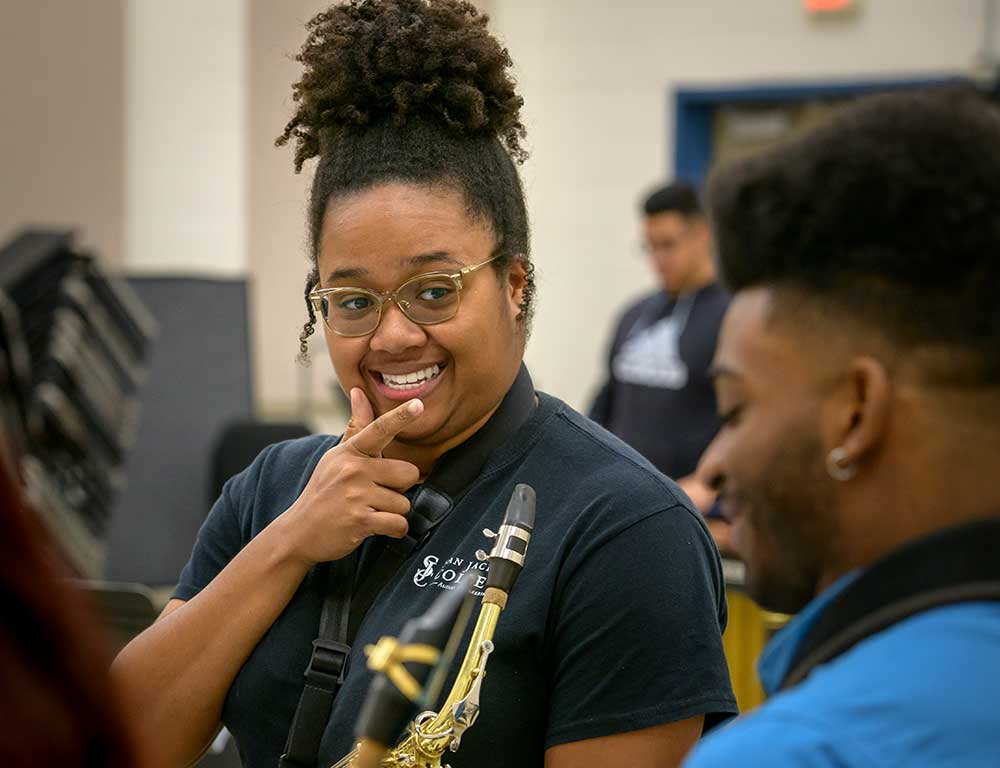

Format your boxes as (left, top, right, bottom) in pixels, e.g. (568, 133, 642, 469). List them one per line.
(707, 86, 1000, 386)
(0, 444, 143, 767)
(642, 181, 702, 218)
(276, 0, 534, 361)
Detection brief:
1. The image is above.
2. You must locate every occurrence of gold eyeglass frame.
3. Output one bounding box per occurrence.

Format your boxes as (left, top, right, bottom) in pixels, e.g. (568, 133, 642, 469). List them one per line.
(308, 253, 501, 337)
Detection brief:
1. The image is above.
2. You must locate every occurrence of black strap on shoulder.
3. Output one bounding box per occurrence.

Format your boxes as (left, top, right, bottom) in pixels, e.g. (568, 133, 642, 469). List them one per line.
(782, 517, 1000, 690)
(280, 553, 357, 768)
(279, 364, 536, 767)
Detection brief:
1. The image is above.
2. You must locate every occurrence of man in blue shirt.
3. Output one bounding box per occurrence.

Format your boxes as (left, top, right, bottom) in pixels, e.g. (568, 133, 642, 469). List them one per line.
(683, 87, 1000, 767)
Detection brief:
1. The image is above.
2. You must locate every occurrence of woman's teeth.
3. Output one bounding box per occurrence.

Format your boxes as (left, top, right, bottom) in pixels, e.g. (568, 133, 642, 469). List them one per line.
(381, 364, 441, 390)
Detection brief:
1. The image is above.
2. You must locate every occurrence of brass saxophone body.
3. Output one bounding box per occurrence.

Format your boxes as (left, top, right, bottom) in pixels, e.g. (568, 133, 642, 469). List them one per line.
(334, 484, 535, 768)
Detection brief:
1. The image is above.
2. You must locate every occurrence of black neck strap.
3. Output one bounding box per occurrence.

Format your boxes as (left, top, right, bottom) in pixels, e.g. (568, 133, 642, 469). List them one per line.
(782, 517, 1000, 690)
(280, 364, 536, 768)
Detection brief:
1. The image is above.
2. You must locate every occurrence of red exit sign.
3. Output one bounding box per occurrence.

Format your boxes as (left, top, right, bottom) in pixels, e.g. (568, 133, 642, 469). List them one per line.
(804, 0, 857, 13)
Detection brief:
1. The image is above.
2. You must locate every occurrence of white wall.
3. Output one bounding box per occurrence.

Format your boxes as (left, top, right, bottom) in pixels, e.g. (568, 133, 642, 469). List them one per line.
(488, 0, 995, 410)
(125, 0, 249, 275)
(248, 0, 333, 420)
(0, 0, 125, 266)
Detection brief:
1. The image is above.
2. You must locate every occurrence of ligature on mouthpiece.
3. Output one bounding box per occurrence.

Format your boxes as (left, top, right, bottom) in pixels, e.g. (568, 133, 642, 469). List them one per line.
(485, 483, 535, 595)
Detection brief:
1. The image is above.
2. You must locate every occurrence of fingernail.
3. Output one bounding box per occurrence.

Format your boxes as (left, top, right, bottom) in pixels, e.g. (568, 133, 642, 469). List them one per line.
(407, 399, 422, 414)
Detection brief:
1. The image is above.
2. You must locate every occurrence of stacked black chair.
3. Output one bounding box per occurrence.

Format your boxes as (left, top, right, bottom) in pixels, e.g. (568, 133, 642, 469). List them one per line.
(0, 229, 156, 576)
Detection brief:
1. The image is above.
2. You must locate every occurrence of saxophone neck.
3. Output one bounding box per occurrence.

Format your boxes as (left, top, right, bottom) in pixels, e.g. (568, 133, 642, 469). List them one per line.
(414, 598, 502, 750)
(448, 622, 496, 740)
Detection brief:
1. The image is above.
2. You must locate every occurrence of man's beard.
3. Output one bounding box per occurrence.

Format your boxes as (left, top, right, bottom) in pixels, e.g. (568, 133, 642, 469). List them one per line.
(739, 434, 838, 615)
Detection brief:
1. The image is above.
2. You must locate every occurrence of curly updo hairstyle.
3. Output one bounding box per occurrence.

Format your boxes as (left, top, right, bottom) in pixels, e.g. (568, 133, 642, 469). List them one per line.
(276, 0, 534, 361)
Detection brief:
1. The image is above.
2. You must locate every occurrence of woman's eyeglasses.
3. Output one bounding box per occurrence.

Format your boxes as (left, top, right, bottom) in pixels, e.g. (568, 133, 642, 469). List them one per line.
(308, 254, 500, 337)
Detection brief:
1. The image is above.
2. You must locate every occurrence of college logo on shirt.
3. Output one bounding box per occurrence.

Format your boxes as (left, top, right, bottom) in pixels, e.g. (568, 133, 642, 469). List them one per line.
(413, 552, 489, 594)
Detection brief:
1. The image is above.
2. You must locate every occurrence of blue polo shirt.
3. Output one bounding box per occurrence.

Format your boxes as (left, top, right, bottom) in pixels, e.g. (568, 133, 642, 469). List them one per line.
(685, 574, 1000, 767)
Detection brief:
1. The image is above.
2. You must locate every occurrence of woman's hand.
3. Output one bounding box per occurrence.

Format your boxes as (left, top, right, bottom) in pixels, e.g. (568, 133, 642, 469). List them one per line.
(281, 388, 423, 565)
(110, 391, 419, 768)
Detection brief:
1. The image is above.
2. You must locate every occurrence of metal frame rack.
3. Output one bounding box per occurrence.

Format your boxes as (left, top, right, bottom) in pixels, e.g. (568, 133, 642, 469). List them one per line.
(0, 230, 156, 576)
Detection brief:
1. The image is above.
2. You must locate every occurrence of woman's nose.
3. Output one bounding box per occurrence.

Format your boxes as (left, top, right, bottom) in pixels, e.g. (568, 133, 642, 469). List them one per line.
(368, 300, 427, 353)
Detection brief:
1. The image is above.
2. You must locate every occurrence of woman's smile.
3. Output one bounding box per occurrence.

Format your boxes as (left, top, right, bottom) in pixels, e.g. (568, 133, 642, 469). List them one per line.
(367, 361, 447, 401)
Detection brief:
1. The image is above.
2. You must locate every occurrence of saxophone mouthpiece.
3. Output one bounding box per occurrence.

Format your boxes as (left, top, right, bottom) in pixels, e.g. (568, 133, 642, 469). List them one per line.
(485, 483, 535, 595)
(504, 483, 536, 530)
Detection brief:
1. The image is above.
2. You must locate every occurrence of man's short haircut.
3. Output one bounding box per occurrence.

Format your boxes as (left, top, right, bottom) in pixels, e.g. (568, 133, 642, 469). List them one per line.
(642, 181, 703, 218)
(707, 86, 1000, 386)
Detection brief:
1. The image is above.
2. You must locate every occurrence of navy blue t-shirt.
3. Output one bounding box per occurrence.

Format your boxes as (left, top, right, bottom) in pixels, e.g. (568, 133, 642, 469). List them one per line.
(175, 391, 736, 768)
(589, 283, 730, 479)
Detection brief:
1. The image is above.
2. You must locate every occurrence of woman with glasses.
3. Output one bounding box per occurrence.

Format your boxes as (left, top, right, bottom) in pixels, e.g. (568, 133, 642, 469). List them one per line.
(113, 3, 735, 767)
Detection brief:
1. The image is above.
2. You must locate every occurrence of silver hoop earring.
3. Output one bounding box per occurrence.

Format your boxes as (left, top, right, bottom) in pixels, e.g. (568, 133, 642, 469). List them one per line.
(826, 446, 858, 482)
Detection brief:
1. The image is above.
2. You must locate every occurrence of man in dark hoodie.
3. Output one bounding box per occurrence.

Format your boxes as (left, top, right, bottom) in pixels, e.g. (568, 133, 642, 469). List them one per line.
(590, 183, 729, 516)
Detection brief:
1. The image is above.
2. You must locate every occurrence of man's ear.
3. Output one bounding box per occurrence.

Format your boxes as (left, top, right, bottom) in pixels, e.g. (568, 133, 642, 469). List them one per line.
(506, 256, 528, 318)
(824, 356, 892, 465)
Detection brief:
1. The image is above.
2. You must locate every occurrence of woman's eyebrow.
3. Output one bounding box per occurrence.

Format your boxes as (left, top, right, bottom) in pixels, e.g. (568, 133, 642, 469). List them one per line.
(408, 251, 463, 268)
(325, 252, 462, 283)
(325, 266, 369, 282)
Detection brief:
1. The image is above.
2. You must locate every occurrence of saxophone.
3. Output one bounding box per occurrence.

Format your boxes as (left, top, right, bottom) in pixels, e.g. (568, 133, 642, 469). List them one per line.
(333, 483, 536, 768)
